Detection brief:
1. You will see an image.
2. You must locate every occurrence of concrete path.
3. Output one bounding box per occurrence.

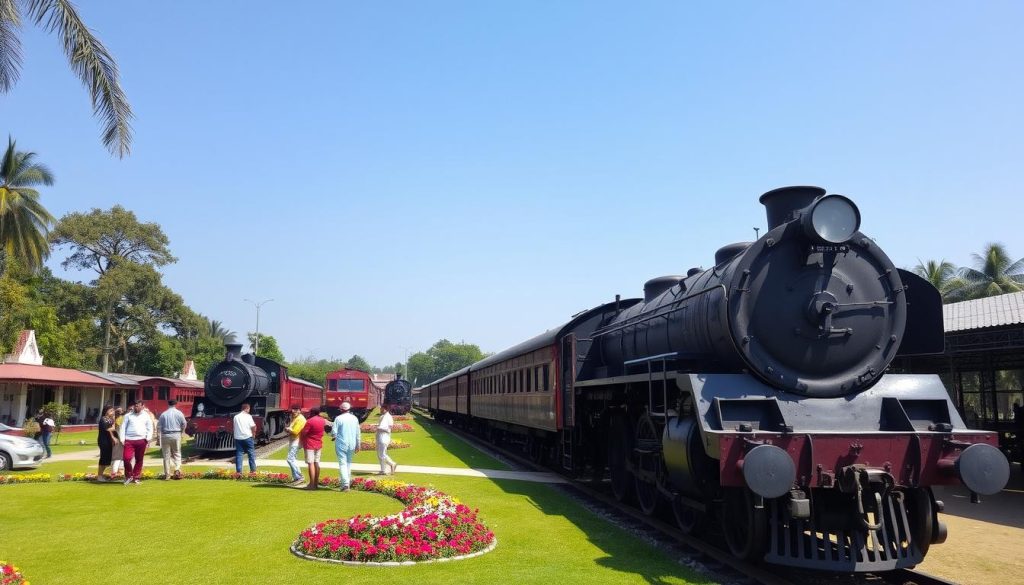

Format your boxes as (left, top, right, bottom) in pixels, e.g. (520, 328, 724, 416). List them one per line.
(39, 450, 567, 484)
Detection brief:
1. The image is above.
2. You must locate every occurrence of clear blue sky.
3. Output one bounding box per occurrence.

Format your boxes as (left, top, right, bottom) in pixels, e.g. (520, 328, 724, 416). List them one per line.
(4, 1, 1022, 370)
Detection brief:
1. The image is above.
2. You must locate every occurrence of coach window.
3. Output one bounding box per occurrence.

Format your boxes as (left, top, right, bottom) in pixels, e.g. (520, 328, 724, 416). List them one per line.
(543, 364, 550, 392)
(158, 386, 169, 401)
(142, 386, 153, 400)
(526, 368, 532, 392)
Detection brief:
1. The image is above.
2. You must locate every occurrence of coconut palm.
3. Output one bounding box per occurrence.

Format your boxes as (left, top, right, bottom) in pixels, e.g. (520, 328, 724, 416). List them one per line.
(913, 259, 967, 303)
(0, 137, 56, 271)
(0, 0, 132, 156)
(206, 318, 236, 343)
(959, 243, 1024, 300)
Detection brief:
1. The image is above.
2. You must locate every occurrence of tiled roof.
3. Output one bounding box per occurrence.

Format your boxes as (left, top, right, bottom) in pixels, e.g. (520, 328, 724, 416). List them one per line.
(943, 291, 1024, 332)
(0, 364, 117, 386)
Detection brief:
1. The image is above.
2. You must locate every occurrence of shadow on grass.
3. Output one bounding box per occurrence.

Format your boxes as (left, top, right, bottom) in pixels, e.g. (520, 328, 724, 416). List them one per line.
(487, 477, 708, 585)
(411, 414, 509, 470)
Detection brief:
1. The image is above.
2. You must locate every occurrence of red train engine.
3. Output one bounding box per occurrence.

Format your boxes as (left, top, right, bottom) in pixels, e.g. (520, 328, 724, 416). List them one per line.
(324, 368, 379, 422)
(187, 343, 322, 451)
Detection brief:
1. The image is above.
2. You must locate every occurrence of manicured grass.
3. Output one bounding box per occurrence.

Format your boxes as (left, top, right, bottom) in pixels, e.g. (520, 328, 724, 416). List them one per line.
(268, 413, 509, 470)
(0, 473, 710, 584)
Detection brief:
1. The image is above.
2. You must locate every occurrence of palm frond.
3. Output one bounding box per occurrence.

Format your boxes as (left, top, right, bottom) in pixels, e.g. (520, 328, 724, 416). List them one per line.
(1004, 256, 1024, 278)
(27, 0, 133, 157)
(0, 0, 21, 92)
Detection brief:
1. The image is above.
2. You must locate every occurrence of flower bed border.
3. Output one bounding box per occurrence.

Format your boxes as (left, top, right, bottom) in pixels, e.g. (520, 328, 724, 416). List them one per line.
(289, 537, 497, 566)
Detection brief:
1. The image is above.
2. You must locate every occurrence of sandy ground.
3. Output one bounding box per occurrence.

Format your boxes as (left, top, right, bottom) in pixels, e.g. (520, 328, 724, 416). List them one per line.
(917, 464, 1024, 585)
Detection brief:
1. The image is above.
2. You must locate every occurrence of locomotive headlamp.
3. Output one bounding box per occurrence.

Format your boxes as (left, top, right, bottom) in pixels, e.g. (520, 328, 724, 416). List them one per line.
(802, 194, 861, 244)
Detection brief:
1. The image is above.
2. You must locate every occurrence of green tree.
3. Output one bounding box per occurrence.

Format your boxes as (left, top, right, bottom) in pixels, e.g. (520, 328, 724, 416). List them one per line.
(51, 206, 177, 371)
(346, 354, 372, 372)
(40, 401, 72, 442)
(248, 332, 285, 363)
(959, 243, 1024, 300)
(288, 356, 346, 388)
(0, 137, 56, 271)
(191, 335, 228, 379)
(407, 339, 486, 385)
(205, 318, 236, 343)
(913, 259, 966, 303)
(0, 1, 133, 156)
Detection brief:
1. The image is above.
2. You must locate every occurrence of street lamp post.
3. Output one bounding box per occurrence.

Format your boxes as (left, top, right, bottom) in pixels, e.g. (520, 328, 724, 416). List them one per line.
(244, 298, 274, 356)
(399, 346, 412, 380)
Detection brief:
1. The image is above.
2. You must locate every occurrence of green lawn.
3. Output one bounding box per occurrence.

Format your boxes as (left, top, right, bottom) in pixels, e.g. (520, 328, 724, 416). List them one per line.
(0, 472, 709, 585)
(268, 413, 510, 470)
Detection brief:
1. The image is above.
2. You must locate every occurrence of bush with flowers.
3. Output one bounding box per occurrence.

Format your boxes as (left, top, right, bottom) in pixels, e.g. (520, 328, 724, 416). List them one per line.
(292, 477, 496, 565)
(361, 422, 414, 433)
(0, 561, 27, 585)
(392, 415, 412, 421)
(0, 473, 50, 485)
(360, 438, 410, 450)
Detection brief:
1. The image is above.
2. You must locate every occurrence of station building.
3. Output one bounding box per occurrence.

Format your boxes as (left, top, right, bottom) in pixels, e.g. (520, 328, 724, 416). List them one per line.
(0, 329, 199, 428)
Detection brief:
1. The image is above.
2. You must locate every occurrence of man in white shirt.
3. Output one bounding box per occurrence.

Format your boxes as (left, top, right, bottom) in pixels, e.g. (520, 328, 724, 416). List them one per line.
(119, 400, 153, 485)
(330, 402, 360, 491)
(376, 403, 397, 475)
(233, 402, 257, 473)
(158, 399, 188, 480)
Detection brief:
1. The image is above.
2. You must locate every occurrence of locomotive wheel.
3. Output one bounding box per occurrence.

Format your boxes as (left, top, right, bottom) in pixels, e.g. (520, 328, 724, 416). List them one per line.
(721, 488, 768, 561)
(633, 414, 662, 516)
(905, 488, 936, 558)
(608, 415, 634, 503)
(672, 498, 706, 535)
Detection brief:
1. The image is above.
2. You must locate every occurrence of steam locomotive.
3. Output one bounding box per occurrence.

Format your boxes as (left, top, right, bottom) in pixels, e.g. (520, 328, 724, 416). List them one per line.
(424, 186, 1010, 572)
(187, 343, 322, 450)
(383, 378, 413, 415)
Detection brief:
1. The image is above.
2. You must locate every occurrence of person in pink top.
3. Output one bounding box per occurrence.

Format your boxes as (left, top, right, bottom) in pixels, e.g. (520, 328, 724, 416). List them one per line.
(300, 407, 327, 490)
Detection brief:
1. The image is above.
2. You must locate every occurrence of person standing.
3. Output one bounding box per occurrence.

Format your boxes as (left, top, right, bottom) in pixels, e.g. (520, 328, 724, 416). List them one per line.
(300, 407, 326, 490)
(331, 402, 361, 491)
(39, 412, 55, 458)
(111, 407, 125, 477)
(96, 405, 118, 481)
(233, 403, 257, 473)
(158, 399, 188, 480)
(119, 400, 153, 485)
(376, 403, 397, 475)
(285, 405, 306, 485)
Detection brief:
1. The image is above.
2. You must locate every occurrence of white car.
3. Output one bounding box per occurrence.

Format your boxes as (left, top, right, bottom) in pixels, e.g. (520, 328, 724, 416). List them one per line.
(0, 423, 46, 471)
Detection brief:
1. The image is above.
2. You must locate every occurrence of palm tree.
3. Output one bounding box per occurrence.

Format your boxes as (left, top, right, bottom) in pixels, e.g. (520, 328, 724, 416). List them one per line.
(959, 243, 1024, 300)
(0, 137, 56, 271)
(206, 318, 236, 343)
(0, 0, 132, 156)
(913, 259, 966, 303)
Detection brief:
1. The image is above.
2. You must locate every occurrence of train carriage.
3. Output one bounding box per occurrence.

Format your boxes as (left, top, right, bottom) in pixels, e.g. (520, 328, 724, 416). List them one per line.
(426, 186, 1011, 573)
(135, 376, 204, 418)
(324, 368, 379, 422)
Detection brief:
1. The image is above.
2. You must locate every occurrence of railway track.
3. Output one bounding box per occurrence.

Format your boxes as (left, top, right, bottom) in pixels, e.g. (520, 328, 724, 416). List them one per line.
(427, 415, 958, 585)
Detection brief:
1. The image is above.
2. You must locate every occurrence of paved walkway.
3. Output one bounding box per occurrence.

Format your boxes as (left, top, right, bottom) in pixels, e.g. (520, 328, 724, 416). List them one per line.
(41, 449, 567, 484)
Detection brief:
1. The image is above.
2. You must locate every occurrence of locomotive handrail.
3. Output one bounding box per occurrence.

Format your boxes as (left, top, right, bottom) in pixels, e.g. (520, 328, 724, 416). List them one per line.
(587, 285, 728, 340)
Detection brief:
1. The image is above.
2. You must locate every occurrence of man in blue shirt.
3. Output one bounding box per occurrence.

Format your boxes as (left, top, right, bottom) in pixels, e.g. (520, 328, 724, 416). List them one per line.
(330, 402, 361, 491)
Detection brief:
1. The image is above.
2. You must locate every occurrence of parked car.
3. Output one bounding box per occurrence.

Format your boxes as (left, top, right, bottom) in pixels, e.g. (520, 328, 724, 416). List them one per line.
(0, 423, 46, 471)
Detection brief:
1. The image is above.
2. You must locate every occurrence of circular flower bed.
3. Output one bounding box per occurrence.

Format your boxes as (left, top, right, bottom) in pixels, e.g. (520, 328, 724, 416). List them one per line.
(1, 561, 27, 585)
(292, 477, 496, 565)
(361, 422, 414, 433)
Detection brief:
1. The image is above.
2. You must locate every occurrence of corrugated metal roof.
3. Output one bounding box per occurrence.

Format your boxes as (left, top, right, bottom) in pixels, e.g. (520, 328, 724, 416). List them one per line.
(134, 376, 204, 389)
(943, 291, 1024, 332)
(83, 371, 149, 386)
(0, 364, 117, 386)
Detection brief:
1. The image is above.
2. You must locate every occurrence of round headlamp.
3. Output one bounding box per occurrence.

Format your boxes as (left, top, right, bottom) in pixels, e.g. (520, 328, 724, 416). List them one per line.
(802, 194, 860, 244)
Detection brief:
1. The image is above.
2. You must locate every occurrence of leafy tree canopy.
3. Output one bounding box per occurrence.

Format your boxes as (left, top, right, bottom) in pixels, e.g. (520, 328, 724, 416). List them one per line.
(50, 205, 176, 275)
(407, 339, 486, 385)
(248, 332, 285, 363)
(346, 354, 372, 372)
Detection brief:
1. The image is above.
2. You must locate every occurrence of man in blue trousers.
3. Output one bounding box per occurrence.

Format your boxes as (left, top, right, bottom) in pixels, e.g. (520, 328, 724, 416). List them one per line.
(331, 402, 360, 491)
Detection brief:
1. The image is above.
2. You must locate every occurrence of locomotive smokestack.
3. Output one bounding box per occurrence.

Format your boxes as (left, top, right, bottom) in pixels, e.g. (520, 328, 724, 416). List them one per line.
(759, 186, 825, 230)
(225, 343, 243, 361)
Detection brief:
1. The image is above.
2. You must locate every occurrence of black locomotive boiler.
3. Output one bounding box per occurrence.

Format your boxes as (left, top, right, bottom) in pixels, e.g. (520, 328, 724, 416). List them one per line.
(424, 186, 1010, 572)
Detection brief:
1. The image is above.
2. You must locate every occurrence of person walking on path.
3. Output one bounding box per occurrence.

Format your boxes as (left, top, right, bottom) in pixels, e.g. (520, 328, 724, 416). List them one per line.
(158, 399, 187, 480)
(233, 403, 257, 473)
(301, 407, 327, 490)
(330, 402, 360, 491)
(375, 403, 397, 475)
(119, 400, 153, 485)
(96, 405, 118, 481)
(111, 407, 125, 476)
(285, 405, 306, 484)
(39, 412, 55, 458)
